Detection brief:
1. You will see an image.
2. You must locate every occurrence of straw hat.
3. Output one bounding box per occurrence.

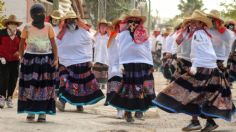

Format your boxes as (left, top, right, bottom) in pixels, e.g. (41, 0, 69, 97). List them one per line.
(225, 19, 236, 25)
(207, 9, 224, 22)
(63, 11, 79, 20)
(183, 10, 212, 28)
(165, 27, 174, 34)
(125, 9, 146, 22)
(2, 15, 22, 27)
(50, 10, 63, 19)
(112, 13, 127, 26)
(107, 21, 112, 27)
(97, 19, 108, 26)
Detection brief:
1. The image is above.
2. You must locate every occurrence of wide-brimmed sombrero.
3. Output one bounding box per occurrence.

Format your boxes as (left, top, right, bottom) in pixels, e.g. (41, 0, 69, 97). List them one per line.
(183, 10, 212, 28)
(2, 15, 22, 27)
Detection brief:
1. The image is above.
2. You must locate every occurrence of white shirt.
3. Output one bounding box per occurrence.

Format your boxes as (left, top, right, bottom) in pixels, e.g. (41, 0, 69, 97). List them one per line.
(117, 30, 153, 65)
(176, 31, 192, 61)
(94, 33, 109, 65)
(210, 29, 235, 61)
(57, 28, 93, 67)
(165, 32, 178, 54)
(150, 35, 157, 52)
(108, 36, 122, 79)
(190, 30, 217, 68)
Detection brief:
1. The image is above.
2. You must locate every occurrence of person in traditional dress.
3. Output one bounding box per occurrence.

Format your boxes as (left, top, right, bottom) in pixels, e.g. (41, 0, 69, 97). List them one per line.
(49, 10, 63, 34)
(56, 11, 104, 112)
(152, 10, 235, 132)
(171, 21, 193, 82)
(18, 4, 58, 122)
(93, 19, 109, 89)
(48, 10, 63, 96)
(225, 20, 236, 83)
(207, 10, 235, 83)
(150, 28, 161, 70)
(105, 15, 126, 119)
(0, 15, 22, 108)
(161, 27, 177, 81)
(108, 9, 156, 122)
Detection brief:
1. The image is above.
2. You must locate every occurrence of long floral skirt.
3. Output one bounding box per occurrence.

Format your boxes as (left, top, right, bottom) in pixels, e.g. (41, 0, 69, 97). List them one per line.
(153, 67, 235, 121)
(18, 53, 56, 115)
(108, 63, 156, 112)
(58, 62, 104, 106)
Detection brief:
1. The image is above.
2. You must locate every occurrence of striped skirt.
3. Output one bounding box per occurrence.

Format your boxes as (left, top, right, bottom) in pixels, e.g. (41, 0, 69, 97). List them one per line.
(171, 58, 192, 81)
(105, 76, 123, 105)
(93, 62, 108, 84)
(108, 63, 156, 112)
(153, 67, 235, 121)
(227, 52, 236, 82)
(18, 53, 56, 115)
(161, 54, 177, 80)
(58, 62, 104, 106)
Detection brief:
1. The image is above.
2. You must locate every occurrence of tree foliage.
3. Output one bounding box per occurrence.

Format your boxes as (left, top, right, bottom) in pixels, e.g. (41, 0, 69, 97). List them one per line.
(220, 0, 236, 20)
(84, 0, 131, 27)
(178, 0, 204, 17)
(0, 0, 5, 29)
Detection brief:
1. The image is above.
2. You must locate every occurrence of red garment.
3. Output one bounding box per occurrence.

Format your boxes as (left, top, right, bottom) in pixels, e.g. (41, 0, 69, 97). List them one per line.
(0, 29, 21, 62)
(133, 25, 149, 44)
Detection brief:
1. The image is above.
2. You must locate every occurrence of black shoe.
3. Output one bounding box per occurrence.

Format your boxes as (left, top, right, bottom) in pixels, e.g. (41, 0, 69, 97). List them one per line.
(182, 120, 202, 131)
(125, 112, 134, 123)
(104, 101, 109, 106)
(201, 119, 219, 132)
(134, 111, 144, 120)
(76, 106, 84, 112)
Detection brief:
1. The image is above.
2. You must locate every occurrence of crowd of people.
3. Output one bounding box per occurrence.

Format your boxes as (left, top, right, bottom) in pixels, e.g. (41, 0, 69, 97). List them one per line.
(0, 3, 236, 132)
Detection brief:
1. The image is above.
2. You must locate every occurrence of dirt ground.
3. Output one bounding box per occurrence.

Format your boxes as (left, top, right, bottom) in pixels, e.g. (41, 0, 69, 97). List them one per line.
(0, 72, 236, 132)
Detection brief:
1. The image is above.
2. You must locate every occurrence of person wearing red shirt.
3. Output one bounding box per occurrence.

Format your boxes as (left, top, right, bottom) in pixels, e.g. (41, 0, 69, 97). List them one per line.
(0, 15, 22, 108)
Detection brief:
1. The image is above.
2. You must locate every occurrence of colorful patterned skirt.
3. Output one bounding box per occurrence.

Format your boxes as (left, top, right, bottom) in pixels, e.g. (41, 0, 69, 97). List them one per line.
(161, 54, 177, 80)
(227, 52, 236, 82)
(108, 63, 156, 112)
(171, 58, 192, 81)
(153, 67, 235, 121)
(152, 50, 162, 70)
(105, 76, 123, 105)
(18, 53, 56, 115)
(93, 62, 108, 84)
(58, 62, 104, 106)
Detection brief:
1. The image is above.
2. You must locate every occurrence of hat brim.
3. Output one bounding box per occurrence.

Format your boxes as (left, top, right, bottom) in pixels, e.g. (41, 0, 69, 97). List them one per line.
(183, 16, 212, 28)
(63, 16, 78, 20)
(125, 15, 146, 23)
(51, 15, 62, 20)
(112, 18, 121, 26)
(207, 14, 224, 23)
(2, 20, 22, 27)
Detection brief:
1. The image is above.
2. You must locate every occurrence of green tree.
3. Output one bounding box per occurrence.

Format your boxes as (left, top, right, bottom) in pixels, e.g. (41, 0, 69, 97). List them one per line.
(0, 0, 5, 29)
(221, 0, 236, 20)
(178, 0, 204, 17)
(84, 0, 131, 27)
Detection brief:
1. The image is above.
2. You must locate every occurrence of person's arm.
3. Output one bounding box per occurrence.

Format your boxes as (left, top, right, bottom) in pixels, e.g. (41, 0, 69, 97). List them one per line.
(19, 27, 27, 58)
(49, 24, 59, 69)
(50, 38, 59, 69)
(19, 38, 26, 59)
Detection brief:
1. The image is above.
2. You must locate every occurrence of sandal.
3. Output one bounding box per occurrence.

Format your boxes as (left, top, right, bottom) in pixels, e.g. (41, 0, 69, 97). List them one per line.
(37, 114, 46, 123)
(26, 114, 35, 123)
